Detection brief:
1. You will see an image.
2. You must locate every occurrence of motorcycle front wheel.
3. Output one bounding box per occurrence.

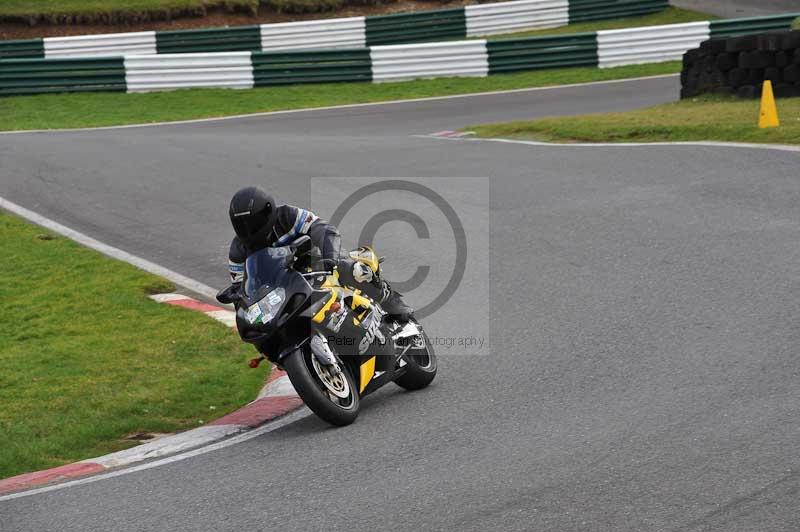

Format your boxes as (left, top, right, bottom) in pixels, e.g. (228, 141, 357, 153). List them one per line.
(394, 329, 437, 391)
(284, 347, 360, 426)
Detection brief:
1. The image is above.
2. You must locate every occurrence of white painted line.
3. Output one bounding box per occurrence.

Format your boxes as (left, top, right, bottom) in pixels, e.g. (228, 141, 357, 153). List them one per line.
(0, 407, 311, 502)
(88, 424, 244, 469)
(0, 196, 219, 300)
(0, 74, 678, 135)
(258, 375, 298, 399)
(206, 309, 237, 328)
(430, 130, 474, 138)
(149, 293, 192, 303)
(418, 134, 800, 154)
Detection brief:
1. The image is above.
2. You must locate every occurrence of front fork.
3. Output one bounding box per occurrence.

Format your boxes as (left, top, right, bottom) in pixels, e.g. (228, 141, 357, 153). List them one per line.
(310, 333, 339, 368)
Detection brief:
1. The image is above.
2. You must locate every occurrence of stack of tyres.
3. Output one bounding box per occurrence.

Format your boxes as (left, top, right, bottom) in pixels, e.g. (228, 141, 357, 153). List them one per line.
(681, 30, 800, 99)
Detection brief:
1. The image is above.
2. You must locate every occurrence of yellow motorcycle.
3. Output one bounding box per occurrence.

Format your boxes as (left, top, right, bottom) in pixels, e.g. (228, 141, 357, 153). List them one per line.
(221, 236, 436, 426)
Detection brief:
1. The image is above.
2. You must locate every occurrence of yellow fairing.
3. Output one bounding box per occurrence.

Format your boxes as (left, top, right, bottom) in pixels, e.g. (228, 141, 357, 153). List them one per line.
(349, 290, 371, 325)
(322, 269, 341, 288)
(311, 287, 339, 323)
(311, 271, 343, 323)
(359, 356, 376, 393)
(350, 290, 371, 311)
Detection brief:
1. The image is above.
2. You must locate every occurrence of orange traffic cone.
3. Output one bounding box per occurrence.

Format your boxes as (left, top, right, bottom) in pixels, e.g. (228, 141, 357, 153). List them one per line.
(758, 80, 780, 129)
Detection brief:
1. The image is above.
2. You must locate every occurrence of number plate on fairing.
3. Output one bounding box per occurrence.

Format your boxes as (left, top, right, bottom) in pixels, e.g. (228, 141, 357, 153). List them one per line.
(245, 303, 264, 324)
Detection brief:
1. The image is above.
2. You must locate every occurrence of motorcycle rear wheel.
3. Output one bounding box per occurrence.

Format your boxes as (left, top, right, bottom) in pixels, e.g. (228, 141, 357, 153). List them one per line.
(284, 347, 360, 426)
(394, 330, 437, 391)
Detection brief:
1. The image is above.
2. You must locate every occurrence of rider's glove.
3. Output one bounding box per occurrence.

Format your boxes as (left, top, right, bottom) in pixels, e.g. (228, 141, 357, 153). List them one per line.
(352, 261, 374, 283)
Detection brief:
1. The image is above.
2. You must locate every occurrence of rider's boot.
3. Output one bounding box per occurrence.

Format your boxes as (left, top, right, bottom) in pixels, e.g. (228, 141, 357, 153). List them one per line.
(376, 279, 414, 324)
(351, 260, 414, 323)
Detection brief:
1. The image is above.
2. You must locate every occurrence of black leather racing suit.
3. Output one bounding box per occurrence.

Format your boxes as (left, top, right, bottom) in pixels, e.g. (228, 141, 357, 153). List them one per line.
(228, 204, 412, 321)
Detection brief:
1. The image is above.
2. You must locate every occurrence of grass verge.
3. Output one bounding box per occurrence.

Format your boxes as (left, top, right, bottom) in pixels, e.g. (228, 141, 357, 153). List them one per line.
(0, 211, 266, 479)
(0, 62, 679, 131)
(493, 6, 716, 39)
(1, 2, 709, 25)
(0, 0, 258, 22)
(468, 95, 800, 145)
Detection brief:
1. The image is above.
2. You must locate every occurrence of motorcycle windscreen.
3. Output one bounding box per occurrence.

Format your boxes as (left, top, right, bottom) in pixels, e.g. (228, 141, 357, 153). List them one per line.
(243, 247, 297, 303)
(239, 246, 313, 334)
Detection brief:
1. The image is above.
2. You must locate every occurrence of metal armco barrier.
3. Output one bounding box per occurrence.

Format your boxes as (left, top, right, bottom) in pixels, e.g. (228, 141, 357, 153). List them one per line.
(596, 21, 710, 68)
(370, 40, 488, 82)
(569, 0, 667, 23)
(124, 52, 254, 92)
(0, 39, 44, 60)
(488, 32, 598, 73)
(260, 17, 366, 51)
(155, 26, 262, 54)
(0, 0, 670, 59)
(365, 8, 467, 46)
(43, 32, 158, 59)
(0, 57, 125, 95)
(465, 0, 569, 37)
(1, 13, 798, 96)
(710, 14, 800, 39)
(253, 49, 371, 85)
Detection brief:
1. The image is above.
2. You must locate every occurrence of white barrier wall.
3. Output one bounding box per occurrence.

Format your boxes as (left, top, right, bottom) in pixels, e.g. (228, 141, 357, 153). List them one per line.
(124, 52, 254, 92)
(260, 17, 366, 51)
(43, 31, 157, 58)
(465, 0, 568, 37)
(370, 40, 489, 82)
(597, 21, 711, 68)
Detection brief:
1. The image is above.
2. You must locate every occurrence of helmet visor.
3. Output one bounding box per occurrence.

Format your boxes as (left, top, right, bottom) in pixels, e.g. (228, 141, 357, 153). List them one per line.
(231, 209, 271, 240)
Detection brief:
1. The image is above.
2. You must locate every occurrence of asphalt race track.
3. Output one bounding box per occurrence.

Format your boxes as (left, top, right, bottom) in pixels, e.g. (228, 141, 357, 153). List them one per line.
(2, 74, 800, 531)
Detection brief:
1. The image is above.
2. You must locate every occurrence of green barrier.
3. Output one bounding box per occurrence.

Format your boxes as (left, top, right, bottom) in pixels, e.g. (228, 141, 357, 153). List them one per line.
(488, 33, 598, 73)
(0, 38, 44, 60)
(0, 57, 126, 96)
(710, 14, 800, 39)
(568, 0, 668, 23)
(252, 49, 372, 85)
(156, 26, 262, 53)
(365, 8, 466, 46)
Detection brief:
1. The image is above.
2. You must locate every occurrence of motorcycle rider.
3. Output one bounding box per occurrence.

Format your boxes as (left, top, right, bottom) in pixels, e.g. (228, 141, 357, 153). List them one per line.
(219, 186, 414, 323)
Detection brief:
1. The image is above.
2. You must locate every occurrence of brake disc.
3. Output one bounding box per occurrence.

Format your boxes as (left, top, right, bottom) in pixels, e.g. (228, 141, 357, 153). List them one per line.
(310, 356, 350, 399)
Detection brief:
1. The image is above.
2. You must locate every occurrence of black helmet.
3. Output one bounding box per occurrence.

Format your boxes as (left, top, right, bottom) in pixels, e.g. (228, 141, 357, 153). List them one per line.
(229, 187, 277, 248)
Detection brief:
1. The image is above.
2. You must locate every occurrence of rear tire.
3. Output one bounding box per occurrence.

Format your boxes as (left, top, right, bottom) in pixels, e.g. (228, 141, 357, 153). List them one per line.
(284, 348, 359, 426)
(395, 330, 437, 391)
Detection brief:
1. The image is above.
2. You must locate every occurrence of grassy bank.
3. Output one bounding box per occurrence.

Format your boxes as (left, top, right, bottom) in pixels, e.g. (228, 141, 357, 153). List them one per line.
(0, 0, 436, 23)
(0, 0, 258, 23)
(0, 62, 679, 131)
(1, 0, 252, 16)
(0, 3, 712, 37)
(0, 212, 266, 479)
(497, 6, 716, 39)
(469, 95, 800, 145)
(0, 2, 708, 25)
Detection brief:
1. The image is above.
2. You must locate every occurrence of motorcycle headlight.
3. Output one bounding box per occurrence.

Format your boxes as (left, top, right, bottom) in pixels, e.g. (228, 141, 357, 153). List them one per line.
(244, 288, 285, 325)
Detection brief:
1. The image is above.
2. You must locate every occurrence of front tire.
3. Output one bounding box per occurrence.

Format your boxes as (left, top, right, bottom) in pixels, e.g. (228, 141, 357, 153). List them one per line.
(284, 347, 359, 426)
(394, 330, 437, 391)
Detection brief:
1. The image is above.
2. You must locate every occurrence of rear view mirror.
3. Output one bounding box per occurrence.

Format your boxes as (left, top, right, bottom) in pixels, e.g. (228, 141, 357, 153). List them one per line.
(216, 285, 241, 305)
